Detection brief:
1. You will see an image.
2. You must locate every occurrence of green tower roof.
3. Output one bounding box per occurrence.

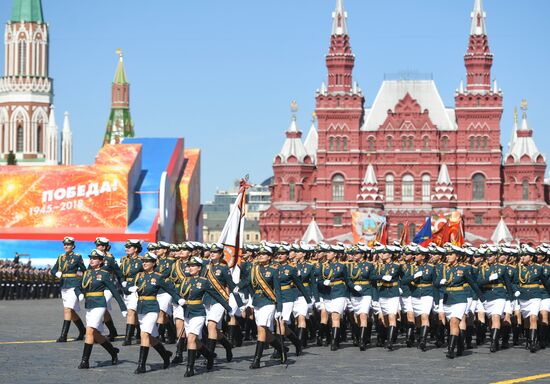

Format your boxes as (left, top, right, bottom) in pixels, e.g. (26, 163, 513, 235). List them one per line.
(11, 0, 44, 23)
(114, 49, 129, 85)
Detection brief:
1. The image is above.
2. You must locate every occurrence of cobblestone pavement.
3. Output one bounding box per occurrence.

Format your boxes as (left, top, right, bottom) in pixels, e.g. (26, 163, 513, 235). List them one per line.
(1, 300, 550, 384)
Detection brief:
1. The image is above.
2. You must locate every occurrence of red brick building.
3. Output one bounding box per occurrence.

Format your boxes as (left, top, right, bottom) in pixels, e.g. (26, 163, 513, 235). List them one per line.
(260, 0, 550, 244)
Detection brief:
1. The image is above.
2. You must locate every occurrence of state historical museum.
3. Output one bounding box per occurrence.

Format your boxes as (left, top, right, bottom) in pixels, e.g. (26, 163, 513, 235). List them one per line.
(260, 0, 550, 244)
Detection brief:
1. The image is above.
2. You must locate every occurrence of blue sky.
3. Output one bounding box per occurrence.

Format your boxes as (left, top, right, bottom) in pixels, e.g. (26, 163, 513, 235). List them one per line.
(1, 0, 549, 201)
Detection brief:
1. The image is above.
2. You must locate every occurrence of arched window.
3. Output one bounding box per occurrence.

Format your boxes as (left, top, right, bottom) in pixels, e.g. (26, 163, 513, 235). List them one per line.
(409, 223, 417, 238)
(522, 180, 529, 200)
(422, 174, 431, 202)
(368, 137, 375, 151)
(397, 223, 404, 240)
(476, 136, 481, 150)
(442, 136, 449, 151)
(482, 136, 488, 149)
(343, 137, 348, 151)
(385, 174, 394, 202)
(469, 136, 474, 150)
(472, 174, 485, 200)
(408, 136, 414, 150)
(423, 136, 429, 149)
(332, 174, 345, 201)
(387, 136, 393, 150)
(18, 40, 26, 75)
(335, 137, 341, 151)
(401, 137, 407, 150)
(329, 137, 334, 151)
(402, 174, 414, 202)
(289, 182, 296, 201)
(16, 125, 24, 152)
(36, 124, 42, 153)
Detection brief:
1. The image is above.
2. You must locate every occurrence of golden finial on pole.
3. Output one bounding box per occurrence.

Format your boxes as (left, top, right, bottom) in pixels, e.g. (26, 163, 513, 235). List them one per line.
(116, 48, 123, 60)
(520, 99, 528, 111)
(513, 107, 518, 125)
(290, 100, 298, 113)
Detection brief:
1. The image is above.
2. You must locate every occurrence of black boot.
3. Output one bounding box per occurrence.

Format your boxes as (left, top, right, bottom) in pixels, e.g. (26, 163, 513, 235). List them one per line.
(359, 327, 368, 351)
(233, 323, 243, 347)
(529, 329, 538, 353)
(184, 349, 196, 377)
(249, 341, 265, 369)
(243, 320, 251, 341)
(377, 324, 387, 347)
(538, 324, 547, 349)
(171, 337, 186, 365)
(165, 320, 176, 345)
(105, 320, 118, 342)
(317, 323, 326, 346)
(157, 324, 166, 343)
(220, 336, 234, 362)
(100, 340, 119, 365)
(489, 328, 500, 353)
(135, 323, 141, 341)
(352, 322, 359, 346)
(123, 324, 134, 346)
(365, 321, 373, 345)
(74, 318, 86, 341)
(465, 325, 474, 349)
(501, 325, 511, 349)
(270, 337, 287, 364)
(297, 327, 307, 348)
(446, 335, 457, 359)
(330, 327, 340, 351)
(386, 326, 396, 351)
(134, 347, 149, 374)
(406, 324, 414, 348)
(512, 324, 520, 346)
(56, 320, 71, 343)
(435, 322, 445, 348)
(480, 322, 488, 344)
(153, 342, 173, 369)
(418, 326, 429, 351)
(457, 330, 465, 356)
(201, 343, 216, 370)
(475, 320, 483, 345)
(287, 329, 302, 356)
(78, 343, 93, 369)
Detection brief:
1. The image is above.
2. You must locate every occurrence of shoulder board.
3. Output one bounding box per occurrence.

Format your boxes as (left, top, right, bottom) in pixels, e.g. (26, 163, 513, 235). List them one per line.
(427, 263, 434, 267)
(198, 277, 208, 282)
(99, 268, 110, 274)
(154, 272, 162, 276)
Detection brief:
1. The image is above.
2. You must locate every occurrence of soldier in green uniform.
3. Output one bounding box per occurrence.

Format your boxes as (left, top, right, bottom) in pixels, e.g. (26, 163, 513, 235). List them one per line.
(238, 245, 285, 369)
(77, 249, 127, 369)
(154, 241, 177, 344)
(51, 237, 87, 342)
(178, 255, 233, 377)
(120, 239, 144, 346)
(239, 245, 257, 342)
(536, 245, 550, 349)
(293, 244, 319, 348)
(128, 251, 181, 374)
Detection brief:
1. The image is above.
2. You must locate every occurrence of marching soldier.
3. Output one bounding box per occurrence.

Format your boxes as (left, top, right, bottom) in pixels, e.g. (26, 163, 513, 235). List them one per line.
(77, 249, 127, 369)
(120, 239, 144, 346)
(154, 241, 177, 344)
(51, 237, 87, 342)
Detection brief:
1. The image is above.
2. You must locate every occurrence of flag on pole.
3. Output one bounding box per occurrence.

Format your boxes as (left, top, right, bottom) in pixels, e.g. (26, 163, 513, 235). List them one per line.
(375, 221, 388, 245)
(414, 217, 432, 245)
(218, 177, 251, 269)
(399, 221, 410, 246)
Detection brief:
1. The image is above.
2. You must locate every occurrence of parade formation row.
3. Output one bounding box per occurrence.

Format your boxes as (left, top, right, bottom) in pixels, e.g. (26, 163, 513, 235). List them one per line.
(52, 237, 550, 376)
(0, 260, 60, 300)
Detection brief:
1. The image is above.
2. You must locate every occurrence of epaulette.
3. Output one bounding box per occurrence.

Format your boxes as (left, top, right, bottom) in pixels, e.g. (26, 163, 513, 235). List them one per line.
(154, 272, 162, 276)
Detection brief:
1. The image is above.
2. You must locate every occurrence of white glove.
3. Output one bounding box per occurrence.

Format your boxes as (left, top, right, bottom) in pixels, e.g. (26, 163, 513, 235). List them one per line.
(434, 304, 439, 311)
(229, 307, 238, 317)
(78, 293, 84, 301)
(121, 311, 127, 318)
(128, 286, 138, 293)
(323, 279, 331, 286)
(399, 288, 403, 295)
(55, 271, 62, 278)
(514, 291, 520, 298)
(233, 286, 239, 293)
(414, 271, 423, 279)
(353, 285, 362, 292)
(382, 275, 392, 282)
(122, 281, 128, 288)
(489, 273, 498, 282)
(439, 279, 447, 285)
(275, 311, 282, 319)
(178, 298, 186, 306)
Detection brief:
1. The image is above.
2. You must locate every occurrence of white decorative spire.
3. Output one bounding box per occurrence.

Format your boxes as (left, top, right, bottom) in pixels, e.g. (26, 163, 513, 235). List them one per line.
(432, 164, 457, 201)
(61, 112, 72, 165)
(492, 79, 499, 93)
(331, 0, 348, 36)
(303, 113, 318, 164)
(506, 105, 544, 164)
(491, 218, 513, 244)
(276, 101, 309, 164)
(459, 80, 464, 94)
(321, 81, 327, 95)
(470, 0, 487, 36)
(302, 218, 324, 244)
(45, 106, 58, 165)
(357, 164, 383, 202)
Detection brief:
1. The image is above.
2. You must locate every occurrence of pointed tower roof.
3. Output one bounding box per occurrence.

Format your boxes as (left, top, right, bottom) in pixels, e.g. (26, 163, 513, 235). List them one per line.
(491, 218, 513, 244)
(506, 109, 544, 163)
(357, 164, 383, 203)
(62, 111, 71, 133)
(470, 0, 487, 36)
(11, 0, 43, 23)
(303, 114, 318, 163)
(277, 102, 309, 164)
(47, 106, 57, 130)
(432, 164, 457, 202)
(114, 49, 129, 85)
(331, 0, 348, 36)
(302, 218, 324, 244)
